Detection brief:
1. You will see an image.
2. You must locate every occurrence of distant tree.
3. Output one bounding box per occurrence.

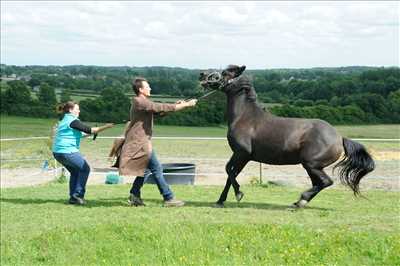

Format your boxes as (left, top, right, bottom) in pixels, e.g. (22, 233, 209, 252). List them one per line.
(28, 77, 41, 88)
(0, 66, 13, 76)
(253, 78, 269, 93)
(384, 76, 400, 96)
(150, 78, 179, 95)
(177, 80, 197, 96)
(315, 99, 329, 106)
(1, 81, 33, 116)
(6, 80, 31, 104)
(343, 93, 389, 122)
(329, 96, 342, 107)
(265, 72, 282, 81)
(387, 89, 400, 122)
(1, 64, 399, 124)
(0, 83, 11, 113)
(265, 90, 283, 102)
(293, 99, 314, 107)
(60, 89, 72, 103)
(79, 87, 130, 123)
(38, 83, 57, 107)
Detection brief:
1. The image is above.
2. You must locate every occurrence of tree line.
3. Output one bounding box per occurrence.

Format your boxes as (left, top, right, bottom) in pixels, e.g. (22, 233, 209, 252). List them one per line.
(1, 65, 399, 125)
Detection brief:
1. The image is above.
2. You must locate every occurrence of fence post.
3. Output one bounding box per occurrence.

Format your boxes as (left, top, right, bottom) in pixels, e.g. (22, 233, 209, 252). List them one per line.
(54, 158, 58, 180)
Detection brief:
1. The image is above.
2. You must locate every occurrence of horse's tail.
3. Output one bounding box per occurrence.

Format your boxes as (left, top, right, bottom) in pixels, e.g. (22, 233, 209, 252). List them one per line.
(333, 138, 375, 196)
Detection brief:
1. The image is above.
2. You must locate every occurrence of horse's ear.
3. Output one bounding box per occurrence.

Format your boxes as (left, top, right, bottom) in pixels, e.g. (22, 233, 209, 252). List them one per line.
(239, 65, 246, 75)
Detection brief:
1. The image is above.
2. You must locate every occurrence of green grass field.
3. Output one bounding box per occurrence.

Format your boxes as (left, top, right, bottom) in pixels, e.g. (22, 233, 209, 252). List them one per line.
(1, 116, 399, 265)
(1, 184, 399, 265)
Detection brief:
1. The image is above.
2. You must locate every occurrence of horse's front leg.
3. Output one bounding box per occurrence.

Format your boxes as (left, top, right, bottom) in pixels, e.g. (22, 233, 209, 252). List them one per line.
(216, 153, 249, 207)
(215, 178, 231, 207)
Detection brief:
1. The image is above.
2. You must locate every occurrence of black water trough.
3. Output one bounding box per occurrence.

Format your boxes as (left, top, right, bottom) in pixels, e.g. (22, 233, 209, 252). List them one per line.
(145, 163, 196, 185)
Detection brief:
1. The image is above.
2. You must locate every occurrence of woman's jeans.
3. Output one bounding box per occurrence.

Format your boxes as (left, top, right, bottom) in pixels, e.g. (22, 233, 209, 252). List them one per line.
(130, 151, 173, 201)
(53, 152, 90, 198)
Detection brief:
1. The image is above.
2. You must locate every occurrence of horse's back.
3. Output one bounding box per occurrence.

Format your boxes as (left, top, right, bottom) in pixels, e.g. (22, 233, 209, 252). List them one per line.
(251, 116, 342, 165)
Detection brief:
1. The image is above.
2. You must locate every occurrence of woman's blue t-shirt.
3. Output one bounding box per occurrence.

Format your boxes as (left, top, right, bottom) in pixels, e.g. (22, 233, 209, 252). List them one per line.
(52, 113, 83, 153)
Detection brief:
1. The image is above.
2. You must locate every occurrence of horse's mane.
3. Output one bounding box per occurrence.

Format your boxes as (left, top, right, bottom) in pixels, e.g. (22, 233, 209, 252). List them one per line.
(235, 75, 257, 102)
(246, 86, 257, 102)
(234, 75, 269, 113)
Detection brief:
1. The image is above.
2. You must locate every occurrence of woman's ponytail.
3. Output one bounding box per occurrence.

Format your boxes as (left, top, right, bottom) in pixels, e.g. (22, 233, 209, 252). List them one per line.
(56, 101, 76, 118)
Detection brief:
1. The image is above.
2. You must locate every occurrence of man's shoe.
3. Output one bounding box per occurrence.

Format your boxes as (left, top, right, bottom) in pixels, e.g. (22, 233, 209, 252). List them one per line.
(128, 194, 145, 207)
(71, 194, 86, 205)
(164, 198, 185, 207)
(68, 197, 78, 205)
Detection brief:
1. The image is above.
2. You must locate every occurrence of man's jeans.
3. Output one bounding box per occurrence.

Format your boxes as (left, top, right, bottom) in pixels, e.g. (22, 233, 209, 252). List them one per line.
(53, 152, 90, 198)
(130, 151, 173, 200)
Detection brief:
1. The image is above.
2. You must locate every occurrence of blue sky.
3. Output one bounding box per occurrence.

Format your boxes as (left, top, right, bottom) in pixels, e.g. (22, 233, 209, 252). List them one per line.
(1, 1, 399, 69)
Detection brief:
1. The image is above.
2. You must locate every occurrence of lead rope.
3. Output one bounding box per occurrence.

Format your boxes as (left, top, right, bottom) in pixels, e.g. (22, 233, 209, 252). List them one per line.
(185, 89, 218, 102)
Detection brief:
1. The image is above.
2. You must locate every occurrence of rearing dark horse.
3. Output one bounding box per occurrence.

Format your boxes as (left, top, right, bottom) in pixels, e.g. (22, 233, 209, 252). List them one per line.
(199, 65, 375, 208)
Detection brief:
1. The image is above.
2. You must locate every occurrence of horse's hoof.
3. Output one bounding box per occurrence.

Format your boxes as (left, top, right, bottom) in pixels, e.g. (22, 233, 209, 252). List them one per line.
(296, 199, 308, 208)
(214, 202, 225, 208)
(235, 191, 244, 202)
(288, 200, 308, 210)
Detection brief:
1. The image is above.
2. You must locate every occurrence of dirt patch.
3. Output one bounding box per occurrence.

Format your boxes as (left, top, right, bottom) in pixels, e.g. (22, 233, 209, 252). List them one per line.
(370, 150, 400, 161)
(1, 168, 56, 188)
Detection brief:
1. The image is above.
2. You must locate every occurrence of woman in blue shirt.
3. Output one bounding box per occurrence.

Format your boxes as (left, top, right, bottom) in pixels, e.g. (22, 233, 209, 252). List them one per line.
(52, 101, 114, 205)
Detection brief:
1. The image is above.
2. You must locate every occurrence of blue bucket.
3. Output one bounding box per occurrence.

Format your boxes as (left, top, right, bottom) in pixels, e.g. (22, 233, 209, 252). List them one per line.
(105, 172, 123, 184)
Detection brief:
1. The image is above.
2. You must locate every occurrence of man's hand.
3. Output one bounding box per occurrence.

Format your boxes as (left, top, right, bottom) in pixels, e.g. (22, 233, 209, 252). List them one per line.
(92, 123, 115, 134)
(175, 99, 197, 111)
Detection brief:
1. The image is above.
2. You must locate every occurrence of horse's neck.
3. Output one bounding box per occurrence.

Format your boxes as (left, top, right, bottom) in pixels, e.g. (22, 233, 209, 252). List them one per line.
(227, 94, 259, 126)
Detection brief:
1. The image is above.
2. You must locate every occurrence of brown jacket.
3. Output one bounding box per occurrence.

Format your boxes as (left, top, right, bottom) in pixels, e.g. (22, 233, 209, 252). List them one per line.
(118, 96, 176, 176)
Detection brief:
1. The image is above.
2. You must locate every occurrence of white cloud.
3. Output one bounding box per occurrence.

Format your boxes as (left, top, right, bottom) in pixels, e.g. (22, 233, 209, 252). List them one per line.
(1, 1, 398, 68)
(143, 21, 170, 39)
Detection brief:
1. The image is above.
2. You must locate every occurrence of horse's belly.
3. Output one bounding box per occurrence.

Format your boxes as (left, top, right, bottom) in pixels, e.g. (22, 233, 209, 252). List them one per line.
(252, 148, 302, 165)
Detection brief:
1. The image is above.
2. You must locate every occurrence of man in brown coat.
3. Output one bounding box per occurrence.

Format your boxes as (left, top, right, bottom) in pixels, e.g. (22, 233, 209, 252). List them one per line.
(119, 77, 197, 207)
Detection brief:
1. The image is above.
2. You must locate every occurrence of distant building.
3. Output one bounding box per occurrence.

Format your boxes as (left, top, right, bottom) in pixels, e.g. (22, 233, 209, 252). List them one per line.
(0, 74, 31, 82)
(0, 74, 18, 82)
(20, 75, 31, 82)
(72, 74, 87, 79)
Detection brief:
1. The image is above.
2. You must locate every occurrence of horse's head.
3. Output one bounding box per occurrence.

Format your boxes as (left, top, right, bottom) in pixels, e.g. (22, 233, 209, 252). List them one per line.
(199, 71, 223, 90)
(199, 64, 246, 91)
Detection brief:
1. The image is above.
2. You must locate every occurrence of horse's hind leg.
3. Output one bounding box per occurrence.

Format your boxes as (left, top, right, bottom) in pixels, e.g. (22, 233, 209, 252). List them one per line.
(216, 153, 248, 207)
(293, 164, 333, 208)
